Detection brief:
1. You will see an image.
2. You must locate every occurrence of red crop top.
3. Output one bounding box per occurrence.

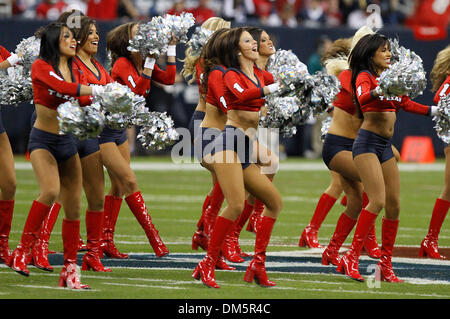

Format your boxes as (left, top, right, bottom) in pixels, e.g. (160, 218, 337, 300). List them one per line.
(73, 56, 112, 85)
(434, 75, 450, 104)
(206, 65, 227, 113)
(152, 62, 176, 85)
(254, 64, 274, 86)
(31, 59, 91, 109)
(0, 46, 11, 62)
(111, 57, 152, 96)
(333, 69, 357, 116)
(223, 67, 268, 112)
(355, 71, 430, 116)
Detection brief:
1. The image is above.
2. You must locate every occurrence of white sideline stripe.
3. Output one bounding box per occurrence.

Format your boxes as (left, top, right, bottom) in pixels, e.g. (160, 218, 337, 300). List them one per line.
(13, 162, 445, 172)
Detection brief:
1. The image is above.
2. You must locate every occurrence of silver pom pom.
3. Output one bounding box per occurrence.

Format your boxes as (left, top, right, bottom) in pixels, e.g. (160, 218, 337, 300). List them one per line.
(15, 36, 40, 73)
(321, 116, 332, 142)
(185, 26, 215, 57)
(266, 49, 309, 97)
(128, 16, 171, 58)
(57, 101, 105, 140)
(433, 95, 450, 144)
(304, 72, 341, 116)
(164, 12, 196, 44)
(137, 111, 180, 150)
(92, 82, 146, 129)
(377, 39, 427, 99)
(0, 66, 34, 105)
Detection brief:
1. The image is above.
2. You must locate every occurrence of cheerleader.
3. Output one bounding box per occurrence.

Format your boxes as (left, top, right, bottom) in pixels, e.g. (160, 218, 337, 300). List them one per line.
(339, 33, 437, 282)
(192, 28, 282, 288)
(9, 22, 104, 289)
(221, 27, 278, 263)
(99, 22, 177, 258)
(182, 17, 231, 252)
(419, 45, 450, 259)
(0, 46, 21, 265)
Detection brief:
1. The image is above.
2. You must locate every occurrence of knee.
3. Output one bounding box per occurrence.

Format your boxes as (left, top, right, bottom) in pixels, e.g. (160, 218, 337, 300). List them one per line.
(122, 174, 138, 194)
(266, 194, 283, 216)
(367, 196, 385, 213)
(87, 197, 105, 212)
(40, 187, 60, 205)
(1, 179, 16, 200)
(228, 201, 245, 219)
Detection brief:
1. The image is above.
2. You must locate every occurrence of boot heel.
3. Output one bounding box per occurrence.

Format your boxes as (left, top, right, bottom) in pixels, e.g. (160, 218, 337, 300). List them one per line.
(298, 235, 305, 247)
(418, 246, 426, 257)
(81, 261, 90, 271)
(336, 262, 344, 274)
(192, 265, 200, 280)
(322, 254, 330, 266)
(192, 240, 198, 250)
(243, 268, 254, 283)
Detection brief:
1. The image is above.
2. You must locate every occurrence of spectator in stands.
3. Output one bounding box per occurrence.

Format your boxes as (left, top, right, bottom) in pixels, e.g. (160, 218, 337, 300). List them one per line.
(297, 0, 327, 28)
(339, 0, 358, 25)
(347, 0, 383, 29)
(86, 0, 139, 21)
(189, 0, 216, 24)
(405, 0, 450, 40)
(325, 0, 343, 26)
(166, 0, 189, 16)
(36, 0, 68, 20)
(222, 0, 256, 24)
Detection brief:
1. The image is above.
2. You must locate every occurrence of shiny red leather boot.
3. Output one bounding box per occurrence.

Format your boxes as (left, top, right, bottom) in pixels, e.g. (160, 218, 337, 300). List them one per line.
(31, 202, 61, 271)
(192, 216, 234, 288)
(0, 200, 14, 265)
(125, 191, 169, 257)
(203, 182, 224, 237)
(299, 193, 337, 248)
(363, 224, 381, 259)
(376, 218, 403, 283)
(10, 200, 51, 276)
(419, 198, 449, 259)
(244, 216, 277, 287)
(246, 198, 264, 233)
(233, 200, 254, 257)
(59, 219, 90, 289)
(191, 195, 211, 251)
(337, 209, 378, 282)
(101, 195, 129, 259)
(82, 210, 111, 272)
(322, 213, 357, 266)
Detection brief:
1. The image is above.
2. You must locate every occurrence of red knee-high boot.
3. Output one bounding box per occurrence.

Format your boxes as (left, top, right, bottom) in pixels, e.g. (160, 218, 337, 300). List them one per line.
(31, 202, 61, 271)
(0, 200, 14, 265)
(101, 195, 128, 259)
(192, 194, 212, 251)
(244, 216, 277, 287)
(376, 217, 403, 283)
(192, 216, 234, 288)
(337, 209, 378, 282)
(246, 198, 264, 234)
(9, 200, 51, 276)
(299, 193, 337, 248)
(58, 219, 90, 289)
(82, 210, 111, 272)
(419, 198, 449, 259)
(125, 191, 169, 257)
(222, 200, 254, 262)
(203, 182, 224, 238)
(322, 213, 357, 266)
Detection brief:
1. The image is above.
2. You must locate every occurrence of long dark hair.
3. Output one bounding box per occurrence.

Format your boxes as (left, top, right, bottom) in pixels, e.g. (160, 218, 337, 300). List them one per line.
(38, 22, 74, 73)
(349, 33, 389, 117)
(200, 28, 231, 94)
(220, 27, 246, 70)
(57, 13, 96, 56)
(106, 22, 137, 67)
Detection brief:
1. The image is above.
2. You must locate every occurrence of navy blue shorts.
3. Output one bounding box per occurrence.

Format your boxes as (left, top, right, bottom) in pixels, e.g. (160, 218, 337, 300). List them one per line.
(0, 111, 5, 134)
(322, 133, 355, 169)
(194, 126, 221, 163)
(188, 110, 206, 142)
(210, 125, 254, 170)
(352, 128, 394, 163)
(98, 126, 127, 146)
(75, 137, 100, 159)
(28, 127, 78, 164)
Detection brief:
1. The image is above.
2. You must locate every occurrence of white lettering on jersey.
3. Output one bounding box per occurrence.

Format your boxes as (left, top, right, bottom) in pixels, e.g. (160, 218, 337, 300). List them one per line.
(357, 85, 362, 97)
(128, 75, 136, 88)
(219, 96, 227, 109)
(440, 83, 449, 97)
(233, 83, 244, 93)
(49, 71, 64, 81)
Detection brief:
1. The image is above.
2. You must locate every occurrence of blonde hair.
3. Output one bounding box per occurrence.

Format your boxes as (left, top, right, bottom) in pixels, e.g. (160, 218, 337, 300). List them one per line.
(321, 38, 351, 77)
(430, 45, 450, 92)
(350, 25, 375, 52)
(181, 17, 231, 84)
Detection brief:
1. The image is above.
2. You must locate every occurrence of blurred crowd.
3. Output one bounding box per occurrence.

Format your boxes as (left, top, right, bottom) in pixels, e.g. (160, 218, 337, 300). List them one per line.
(5, 0, 447, 29)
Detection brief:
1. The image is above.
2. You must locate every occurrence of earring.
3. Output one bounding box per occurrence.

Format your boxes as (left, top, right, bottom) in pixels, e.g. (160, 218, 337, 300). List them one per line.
(238, 52, 242, 56)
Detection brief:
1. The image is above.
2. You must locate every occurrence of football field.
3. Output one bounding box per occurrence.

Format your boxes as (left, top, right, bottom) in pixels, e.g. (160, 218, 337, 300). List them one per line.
(1, 156, 449, 300)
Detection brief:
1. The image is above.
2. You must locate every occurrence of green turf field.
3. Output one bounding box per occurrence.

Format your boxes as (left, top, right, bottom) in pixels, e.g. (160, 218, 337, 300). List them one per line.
(1, 156, 449, 300)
